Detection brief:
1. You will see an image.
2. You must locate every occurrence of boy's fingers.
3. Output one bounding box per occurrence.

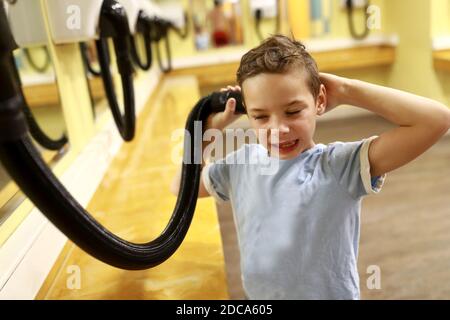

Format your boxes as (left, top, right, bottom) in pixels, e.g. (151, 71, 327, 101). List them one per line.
(223, 98, 236, 118)
(219, 85, 241, 93)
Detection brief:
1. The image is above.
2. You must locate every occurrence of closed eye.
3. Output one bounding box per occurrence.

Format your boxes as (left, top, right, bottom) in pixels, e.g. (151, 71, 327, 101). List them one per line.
(286, 110, 302, 116)
(253, 115, 268, 120)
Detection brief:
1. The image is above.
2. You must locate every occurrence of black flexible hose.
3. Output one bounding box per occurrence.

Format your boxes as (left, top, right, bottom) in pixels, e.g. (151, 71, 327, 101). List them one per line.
(95, 38, 135, 141)
(10, 54, 68, 151)
(79, 42, 99, 117)
(79, 42, 102, 77)
(130, 33, 152, 70)
(21, 100, 68, 151)
(149, 18, 172, 73)
(129, 10, 153, 71)
(154, 31, 172, 73)
(0, 117, 200, 270)
(79, 41, 112, 119)
(147, 12, 189, 74)
(0, 90, 245, 270)
(254, 1, 281, 42)
(0, 1, 18, 101)
(169, 11, 189, 39)
(95, 0, 136, 142)
(346, 0, 370, 40)
(254, 9, 264, 42)
(23, 46, 51, 73)
(1, 0, 251, 271)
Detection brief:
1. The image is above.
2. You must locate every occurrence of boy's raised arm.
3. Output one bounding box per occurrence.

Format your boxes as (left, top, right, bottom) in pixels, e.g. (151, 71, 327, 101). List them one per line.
(170, 86, 242, 197)
(170, 140, 212, 198)
(320, 73, 450, 178)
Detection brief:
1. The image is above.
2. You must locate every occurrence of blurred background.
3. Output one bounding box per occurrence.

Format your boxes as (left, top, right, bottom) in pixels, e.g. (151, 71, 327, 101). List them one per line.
(1, 0, 450, 300)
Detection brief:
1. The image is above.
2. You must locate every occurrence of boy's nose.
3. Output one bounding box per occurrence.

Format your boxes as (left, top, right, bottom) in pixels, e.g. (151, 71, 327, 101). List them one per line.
(269, 122, 290, 134)
(268, 126, 290, 144)
(279, 124, 290, 133)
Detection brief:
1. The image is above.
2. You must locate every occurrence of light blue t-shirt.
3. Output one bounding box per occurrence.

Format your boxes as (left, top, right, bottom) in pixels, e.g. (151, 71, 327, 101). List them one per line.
(202, 136, 386, 300)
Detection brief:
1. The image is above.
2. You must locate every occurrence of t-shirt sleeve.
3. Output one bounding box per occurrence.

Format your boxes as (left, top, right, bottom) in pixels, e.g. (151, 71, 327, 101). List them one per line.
(327, 135, 387, 199)
(202, 160, 230, 203)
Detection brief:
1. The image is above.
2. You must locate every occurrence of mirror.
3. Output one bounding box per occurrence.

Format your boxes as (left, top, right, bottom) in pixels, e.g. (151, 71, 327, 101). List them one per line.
(190, 0, 244, 50)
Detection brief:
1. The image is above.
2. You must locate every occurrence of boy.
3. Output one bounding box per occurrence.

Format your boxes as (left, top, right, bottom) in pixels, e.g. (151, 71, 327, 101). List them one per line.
(171, 35, 450, 299)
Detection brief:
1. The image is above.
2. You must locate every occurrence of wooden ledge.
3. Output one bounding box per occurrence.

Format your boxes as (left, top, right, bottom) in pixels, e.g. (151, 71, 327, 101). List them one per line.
(434, 49, 450, 72)
(22, 76, 105, 109)
(170, 44, 396, 87)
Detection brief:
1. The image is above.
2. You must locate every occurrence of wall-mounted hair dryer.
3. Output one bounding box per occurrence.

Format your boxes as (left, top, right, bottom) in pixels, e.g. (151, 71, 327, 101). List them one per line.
(45, 0, 136, 141)
(119, 0, 154, 71)
(250, 0, 280, 42)
(345, 0, 370, 40)
(121, 0, 188, 72)
(140, 0, 189, 73)
(5, 0, 67, 151)
(7, 0, 52, 73)
(79, 41, 105, 77)
(129, 9, 154, 71)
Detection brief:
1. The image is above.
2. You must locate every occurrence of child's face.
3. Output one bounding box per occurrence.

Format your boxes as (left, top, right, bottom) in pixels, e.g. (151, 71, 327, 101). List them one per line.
(242, 69, 326, 160)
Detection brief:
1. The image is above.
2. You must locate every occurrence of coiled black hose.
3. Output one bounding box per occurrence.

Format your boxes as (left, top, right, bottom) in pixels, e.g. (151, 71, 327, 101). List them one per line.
(1, 1, 250, 270)
(130, 11, 153, 71)
(346, 0, 370, 40)
(95, 38, 136, 141)
(23, 46, 51, 73)
(154, 31, 172, 73)
(79, 42, 104, 77)
(254, 2, 281, 42)
(130, 32, 152, 71)
(150, 18, 172, 73)
(149, 14, 189, 73)
(169, 11, 189, 39)
(0, 87, 245, 269)
(10, 54, 68, 151)
(94, 0, 136, 142)
(21, 99, 68, 151)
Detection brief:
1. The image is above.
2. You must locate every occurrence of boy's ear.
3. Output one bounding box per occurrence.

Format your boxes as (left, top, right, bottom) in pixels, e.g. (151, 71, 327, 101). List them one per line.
(316, 84, 327, 116)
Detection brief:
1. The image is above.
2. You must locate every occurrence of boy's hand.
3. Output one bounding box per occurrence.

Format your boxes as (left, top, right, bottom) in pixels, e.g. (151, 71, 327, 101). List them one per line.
(319, 73, 351, 113)
(206, 85, 242, 131)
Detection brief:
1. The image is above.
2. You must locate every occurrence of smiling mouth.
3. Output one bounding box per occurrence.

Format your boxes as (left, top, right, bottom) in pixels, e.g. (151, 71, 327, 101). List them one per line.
(270, 139, 300, 152)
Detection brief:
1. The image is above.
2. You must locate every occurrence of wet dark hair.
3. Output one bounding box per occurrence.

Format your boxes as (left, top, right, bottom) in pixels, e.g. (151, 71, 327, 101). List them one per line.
(237, 34, 321, 100)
